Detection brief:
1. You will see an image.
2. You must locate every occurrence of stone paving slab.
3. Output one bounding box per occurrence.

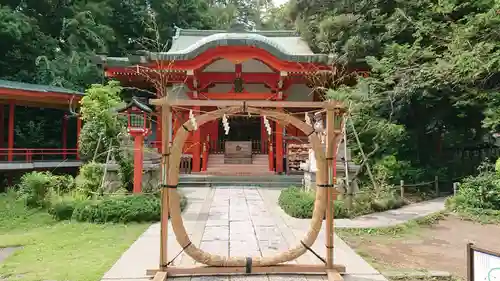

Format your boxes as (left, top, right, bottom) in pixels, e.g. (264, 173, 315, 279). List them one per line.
(101, 187, 387, 281)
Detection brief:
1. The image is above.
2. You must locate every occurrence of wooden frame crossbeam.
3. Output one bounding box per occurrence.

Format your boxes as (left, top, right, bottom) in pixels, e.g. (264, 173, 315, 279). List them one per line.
(148, 264, 345, 277)
(150, 98, 344, 110)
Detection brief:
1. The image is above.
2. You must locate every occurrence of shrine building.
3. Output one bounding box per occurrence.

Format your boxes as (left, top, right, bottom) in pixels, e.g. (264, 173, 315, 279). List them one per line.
(93, 26, 364, 175)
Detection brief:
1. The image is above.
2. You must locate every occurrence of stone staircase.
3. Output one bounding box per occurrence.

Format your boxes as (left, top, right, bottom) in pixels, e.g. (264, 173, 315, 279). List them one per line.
(205, 154, 272, 176)
(178, 154, 302, 188)
(179, 173, 303, 188)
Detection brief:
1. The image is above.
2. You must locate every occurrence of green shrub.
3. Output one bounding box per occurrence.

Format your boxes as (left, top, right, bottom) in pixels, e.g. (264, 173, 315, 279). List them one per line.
(75, 162, 104, 197)
(71, 192, 188, 223)
(455, 171, 500, 210)
(18, 171, 54, 208)
(52, 174, 76, 194)
(48, 196, 85, 220)
(278, 186, 404, 219)
(278, 187, 349, 219)
(370, 193, 405, 212)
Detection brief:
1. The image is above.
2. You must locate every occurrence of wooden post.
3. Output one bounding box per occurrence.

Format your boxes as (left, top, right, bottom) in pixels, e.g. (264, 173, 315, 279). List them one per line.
(261, 117, 267, 154)
(275, 110, 284, 173)
(202, 142, 208, 171)
(160, 106, 171, 271)
(434, 176, 439, 196)
(268, 138, 274, 171)
(62, 113, 68, 159)
(192, 106, 201, 172)
(467, 242, 473, 281)
(76, 117, 82, 160)
(325, 107, 336, 269)
(132, 134, 145, 193)
(453, 182, 459, 196)
(400, 180, 404, 199)
(156, 113, 162, 153)
(7, 101, 15, 162)
(0, 104, 4, 150)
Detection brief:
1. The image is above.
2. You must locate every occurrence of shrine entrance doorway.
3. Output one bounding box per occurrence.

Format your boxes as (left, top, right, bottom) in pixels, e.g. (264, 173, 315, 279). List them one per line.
(217, 116, 262, 153)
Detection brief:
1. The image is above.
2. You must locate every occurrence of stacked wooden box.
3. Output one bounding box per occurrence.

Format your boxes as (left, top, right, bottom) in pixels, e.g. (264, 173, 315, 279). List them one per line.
(287, 143, 310, 174)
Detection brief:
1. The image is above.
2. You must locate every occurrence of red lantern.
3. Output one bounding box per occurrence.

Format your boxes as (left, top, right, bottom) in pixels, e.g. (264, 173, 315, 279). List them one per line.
(117, 97, 152, 193)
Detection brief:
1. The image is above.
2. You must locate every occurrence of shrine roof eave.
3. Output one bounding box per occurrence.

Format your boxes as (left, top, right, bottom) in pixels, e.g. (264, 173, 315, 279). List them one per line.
(93, 51, 341, 68)
(0, 79, 83, 96)
(115, 96, 152, 113)
(92, 34, 344, 68)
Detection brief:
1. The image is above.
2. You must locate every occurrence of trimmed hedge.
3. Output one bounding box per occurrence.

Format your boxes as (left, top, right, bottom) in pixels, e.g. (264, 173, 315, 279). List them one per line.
(278, 187, 348, 218)
(278, 186, 404, 219)
(49, 192, 188, 223)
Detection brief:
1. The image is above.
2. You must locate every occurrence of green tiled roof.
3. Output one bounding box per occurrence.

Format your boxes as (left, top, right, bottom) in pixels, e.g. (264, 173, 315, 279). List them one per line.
(94, 28, 341, 68)
(0, 79, 83, 95)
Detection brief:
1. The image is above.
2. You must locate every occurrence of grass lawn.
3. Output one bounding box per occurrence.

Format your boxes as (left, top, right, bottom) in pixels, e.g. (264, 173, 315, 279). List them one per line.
(0, 191, 150, 281)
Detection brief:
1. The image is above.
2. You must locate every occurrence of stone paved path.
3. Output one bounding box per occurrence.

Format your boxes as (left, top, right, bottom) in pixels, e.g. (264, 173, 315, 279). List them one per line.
(101, 187, 388, 281)
(259, 189, 447, 230)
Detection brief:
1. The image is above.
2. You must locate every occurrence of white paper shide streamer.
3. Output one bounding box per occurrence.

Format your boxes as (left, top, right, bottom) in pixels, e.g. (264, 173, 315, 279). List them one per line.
(222, 114, 230, 135)
(305, 113, 311, 126)
(263, 115, 271, 136)
(189, 109, 198, 130)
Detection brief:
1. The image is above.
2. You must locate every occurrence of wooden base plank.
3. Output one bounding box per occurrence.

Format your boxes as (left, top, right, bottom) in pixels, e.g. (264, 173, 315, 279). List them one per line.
(152, 271, 168, 281)
(147, 264, 346, 277)
(327, 269, 344, 281)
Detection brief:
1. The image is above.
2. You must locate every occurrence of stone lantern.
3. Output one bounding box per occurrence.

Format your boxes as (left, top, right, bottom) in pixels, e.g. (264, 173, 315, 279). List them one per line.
(117, 97, 152, 193)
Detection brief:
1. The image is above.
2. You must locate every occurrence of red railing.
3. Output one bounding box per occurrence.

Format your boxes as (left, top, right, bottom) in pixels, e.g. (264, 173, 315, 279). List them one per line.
(0, 148, 79, 162)
(208, 139, 268, 154)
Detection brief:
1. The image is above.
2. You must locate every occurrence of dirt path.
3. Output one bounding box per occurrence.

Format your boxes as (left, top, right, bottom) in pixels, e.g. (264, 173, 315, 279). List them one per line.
(344, 215, 500, 279)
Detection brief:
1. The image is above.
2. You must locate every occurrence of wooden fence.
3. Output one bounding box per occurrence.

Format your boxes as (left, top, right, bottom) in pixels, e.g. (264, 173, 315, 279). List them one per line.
(399, 176, 440, 200)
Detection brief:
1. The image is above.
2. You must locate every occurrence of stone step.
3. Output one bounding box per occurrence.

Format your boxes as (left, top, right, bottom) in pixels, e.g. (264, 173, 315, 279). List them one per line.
(200, 172, 276, 176)
(178, 181, 298, 188)
(224, 158, 252, 164)
(179, 173, 303, 187)
(182, 173, 302, 180)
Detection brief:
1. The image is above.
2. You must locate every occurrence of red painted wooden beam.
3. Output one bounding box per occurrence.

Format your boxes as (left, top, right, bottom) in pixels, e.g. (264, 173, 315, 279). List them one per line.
(0, 105, 4, 149)
(7, 101, 14, 161)
(189, 92, 283, 100)
(62, 113, 68, 159)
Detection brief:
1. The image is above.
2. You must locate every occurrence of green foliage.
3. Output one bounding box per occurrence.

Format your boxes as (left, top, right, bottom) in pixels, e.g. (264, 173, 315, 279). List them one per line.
(278, 187, 348, 218)
(292, 0, 500, 183)
(75, 162, 104, 197)
(70, 193, 187, 223)
(373, 155, 424, 184)
(17, 172, 54, 208)
(48, 195, 85, 221)
(52, 174, 76, 194)
(447, 159, 500, 222)
(278, 186, 404, 219)
(17, 171, 74, 208)
(278, 186, 315, 218)
(78, 81, 125, 161)
(17, 171, 76, 209)
(72, 195, 160, 223)
(452, 171, 500, 210)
